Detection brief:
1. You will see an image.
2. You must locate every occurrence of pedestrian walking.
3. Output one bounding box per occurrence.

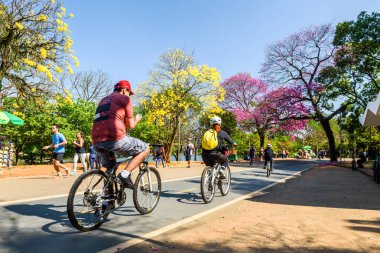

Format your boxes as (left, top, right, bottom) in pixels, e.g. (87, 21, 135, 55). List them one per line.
(71, 131, 88, 175)
(260, 147, 264, 161)
(249, 145, 255, 166)
(185, 138, 195, 168)
(88, 143, 97, 169)
(154, 145, 166, 168)
(43, 124, 70, 177)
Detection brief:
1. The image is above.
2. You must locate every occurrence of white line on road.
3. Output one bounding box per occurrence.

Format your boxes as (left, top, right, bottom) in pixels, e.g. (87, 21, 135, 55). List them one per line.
(98, 167, 313, 253)
(0, 167, 255, 206)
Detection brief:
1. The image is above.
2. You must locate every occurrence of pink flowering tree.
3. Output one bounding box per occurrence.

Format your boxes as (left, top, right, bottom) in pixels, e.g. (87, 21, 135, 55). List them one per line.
(221, 73, 308, 148)
(260, 24, 359, 161)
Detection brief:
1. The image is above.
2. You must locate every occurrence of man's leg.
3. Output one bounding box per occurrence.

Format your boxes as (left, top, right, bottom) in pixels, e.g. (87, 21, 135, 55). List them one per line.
(216, 154, 229, 179)
(52, 159, 61, 176)
(113, 136, 150, 188)
(155, 157, 159, 168)
(56, 161, 70, 175)
(161, 156, 165, 168)
(124, 146, 150, 173)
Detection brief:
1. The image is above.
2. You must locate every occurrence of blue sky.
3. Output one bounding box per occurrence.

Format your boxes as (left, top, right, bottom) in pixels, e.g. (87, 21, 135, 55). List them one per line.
(64, 0, 379, 91)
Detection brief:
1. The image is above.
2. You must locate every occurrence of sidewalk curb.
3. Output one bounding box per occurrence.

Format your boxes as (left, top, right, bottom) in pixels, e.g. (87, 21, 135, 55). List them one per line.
(357, 167, 373, 178)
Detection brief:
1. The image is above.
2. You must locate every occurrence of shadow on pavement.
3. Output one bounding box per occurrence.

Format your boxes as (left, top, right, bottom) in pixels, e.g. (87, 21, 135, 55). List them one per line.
(125, 241, 372, 253)
(248, 166, 380, 211)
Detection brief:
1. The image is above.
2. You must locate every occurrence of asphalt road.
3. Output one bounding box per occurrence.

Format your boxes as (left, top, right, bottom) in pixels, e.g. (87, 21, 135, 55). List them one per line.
(0, 160, 322, 253)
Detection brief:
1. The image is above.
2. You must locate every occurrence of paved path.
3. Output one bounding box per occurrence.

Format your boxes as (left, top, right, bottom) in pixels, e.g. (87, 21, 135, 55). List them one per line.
(126, 165, 380, 253)
(0, 160, 320, 253)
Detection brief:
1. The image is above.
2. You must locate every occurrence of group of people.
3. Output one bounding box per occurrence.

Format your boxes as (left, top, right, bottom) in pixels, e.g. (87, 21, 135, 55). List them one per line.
(43, 126, 97, 177)
(151, 138, 195, 169)
(246, 146, 287, 165)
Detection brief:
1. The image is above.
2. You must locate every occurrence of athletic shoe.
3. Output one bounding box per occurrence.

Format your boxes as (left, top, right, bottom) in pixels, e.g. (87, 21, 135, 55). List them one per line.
(116, 174, 134, 189)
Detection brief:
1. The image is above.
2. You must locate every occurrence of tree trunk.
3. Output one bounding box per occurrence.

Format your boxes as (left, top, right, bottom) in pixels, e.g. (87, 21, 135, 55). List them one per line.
(165, 119, 179, 163)
(258, 129, 266, 148)
(194, 139, 198, 161)
(320, 119, 337, 162)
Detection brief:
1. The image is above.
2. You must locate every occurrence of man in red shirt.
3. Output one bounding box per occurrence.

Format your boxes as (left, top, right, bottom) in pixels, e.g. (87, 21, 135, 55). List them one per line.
(92, 80, 150, 188)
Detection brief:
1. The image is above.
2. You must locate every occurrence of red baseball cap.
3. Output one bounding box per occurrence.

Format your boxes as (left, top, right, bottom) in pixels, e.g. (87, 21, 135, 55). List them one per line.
(114, 80, 134, 95)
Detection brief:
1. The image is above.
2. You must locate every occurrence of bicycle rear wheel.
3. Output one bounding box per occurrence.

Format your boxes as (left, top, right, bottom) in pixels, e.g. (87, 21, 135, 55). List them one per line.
(133, 167, 161, 214)
(201, 166, 215, 203)
(67, 169, 111, 232)
(219, 166, 231, 196)
(266, 165, 271, 177)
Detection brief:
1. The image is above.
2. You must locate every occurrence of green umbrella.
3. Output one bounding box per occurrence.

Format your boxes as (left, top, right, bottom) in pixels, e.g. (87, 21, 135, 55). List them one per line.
(0, 111, 24, 125)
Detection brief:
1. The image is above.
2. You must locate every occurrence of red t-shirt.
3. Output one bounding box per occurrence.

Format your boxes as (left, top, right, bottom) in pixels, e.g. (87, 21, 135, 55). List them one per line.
(91, 92, 134, 143)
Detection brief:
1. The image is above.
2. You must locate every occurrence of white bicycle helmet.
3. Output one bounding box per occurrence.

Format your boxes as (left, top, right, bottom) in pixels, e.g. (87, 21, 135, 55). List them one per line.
(267, 144, 272, 147)
(210, 116, 222, 126)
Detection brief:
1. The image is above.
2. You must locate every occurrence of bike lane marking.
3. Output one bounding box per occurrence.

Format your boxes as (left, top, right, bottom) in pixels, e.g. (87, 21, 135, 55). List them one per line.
(98, 166, 315, 253)
(0, 168, 254, 206)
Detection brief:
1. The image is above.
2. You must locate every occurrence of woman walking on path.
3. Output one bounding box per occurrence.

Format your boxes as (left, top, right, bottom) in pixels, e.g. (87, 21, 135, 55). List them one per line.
(71, 132, 88, 175)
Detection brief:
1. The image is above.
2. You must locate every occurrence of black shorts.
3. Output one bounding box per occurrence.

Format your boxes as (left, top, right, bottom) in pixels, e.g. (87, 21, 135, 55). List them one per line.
(52, 152, 64, 162)
(202, 153, 228, 167)
(185, 154, 191, 161)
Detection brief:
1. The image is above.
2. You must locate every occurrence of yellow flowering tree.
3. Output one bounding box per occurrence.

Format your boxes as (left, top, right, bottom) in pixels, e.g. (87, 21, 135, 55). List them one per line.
(139, 49, 224, 162)
(0, 0, 78, 106)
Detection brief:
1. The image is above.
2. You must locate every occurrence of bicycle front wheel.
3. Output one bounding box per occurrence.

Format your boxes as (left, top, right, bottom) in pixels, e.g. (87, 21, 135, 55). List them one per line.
(201, 166, 215, 203)
(67, 169, 110, 232)
(266, 165, 271, 177)
(219, 166, 231, 196)
(133, 167, 161, 215)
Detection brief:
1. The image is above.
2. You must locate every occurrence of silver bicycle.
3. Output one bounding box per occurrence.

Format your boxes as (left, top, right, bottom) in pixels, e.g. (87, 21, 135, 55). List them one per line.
(200, 163, 231, 203)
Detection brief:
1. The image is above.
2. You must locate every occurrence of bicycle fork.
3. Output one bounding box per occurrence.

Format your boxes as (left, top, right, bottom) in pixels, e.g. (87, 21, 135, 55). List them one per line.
(138, 168, 153, 192)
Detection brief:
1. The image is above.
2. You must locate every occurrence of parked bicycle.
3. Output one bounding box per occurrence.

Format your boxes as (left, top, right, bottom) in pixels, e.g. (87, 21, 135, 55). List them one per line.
(67, 147, 161, 232)
(200, 163, 231, 203)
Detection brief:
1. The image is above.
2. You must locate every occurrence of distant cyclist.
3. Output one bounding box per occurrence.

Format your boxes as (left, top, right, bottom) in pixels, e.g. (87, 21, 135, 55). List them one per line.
(91, 80, 150, 189)
(264, 144, 274, 171)
(201, 116, 237, 178)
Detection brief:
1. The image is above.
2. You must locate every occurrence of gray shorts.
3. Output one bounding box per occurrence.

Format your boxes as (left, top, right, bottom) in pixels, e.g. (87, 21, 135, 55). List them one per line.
(93, 136, 148, 169)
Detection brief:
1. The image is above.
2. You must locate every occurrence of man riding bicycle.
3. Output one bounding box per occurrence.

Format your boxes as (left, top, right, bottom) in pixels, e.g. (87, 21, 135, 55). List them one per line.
(264, 144, 274, 171)
(91, 80, 150, 189)
(201, 116, 237, 178)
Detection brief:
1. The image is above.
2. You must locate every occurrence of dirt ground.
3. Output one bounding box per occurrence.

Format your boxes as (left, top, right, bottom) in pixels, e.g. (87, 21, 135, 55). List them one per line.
(126, 166, 380, 253)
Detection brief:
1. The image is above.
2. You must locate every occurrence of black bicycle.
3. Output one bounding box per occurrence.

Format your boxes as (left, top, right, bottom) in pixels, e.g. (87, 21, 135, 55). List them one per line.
(67, 153, 161, 232)
(200, 163, 231, 203)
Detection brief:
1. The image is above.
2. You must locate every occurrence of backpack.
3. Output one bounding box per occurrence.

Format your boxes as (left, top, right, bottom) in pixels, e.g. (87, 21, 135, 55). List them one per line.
(202, 129, 218, 150)
(155, 147, 163, 156)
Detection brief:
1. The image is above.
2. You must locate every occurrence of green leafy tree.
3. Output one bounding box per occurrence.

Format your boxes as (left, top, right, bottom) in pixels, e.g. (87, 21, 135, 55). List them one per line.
(0, 0, 78, 105)
(333, 11, 380, 104)
(139, 49, 224, 162)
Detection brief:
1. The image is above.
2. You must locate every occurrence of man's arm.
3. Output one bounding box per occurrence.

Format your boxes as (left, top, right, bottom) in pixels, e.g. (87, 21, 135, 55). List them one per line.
(54, 135, 67, 149)
(43, 143, 53, 150)
(220, 130, 236, 146)
(126, 114, 142, 130)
